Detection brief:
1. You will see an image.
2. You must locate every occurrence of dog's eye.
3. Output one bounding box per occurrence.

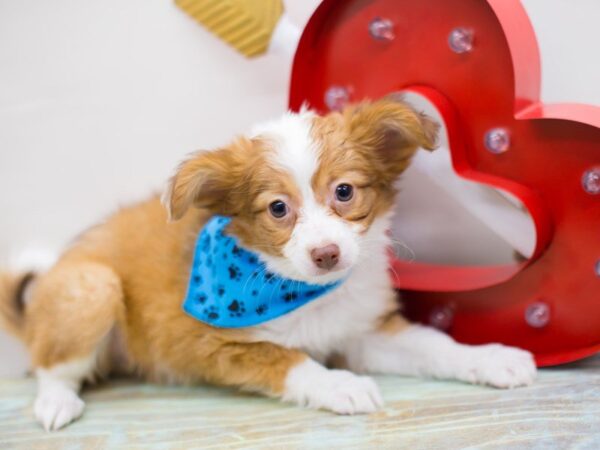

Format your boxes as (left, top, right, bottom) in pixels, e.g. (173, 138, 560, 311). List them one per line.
(268, 200, 288, 218)
(335, 184, 354, 202)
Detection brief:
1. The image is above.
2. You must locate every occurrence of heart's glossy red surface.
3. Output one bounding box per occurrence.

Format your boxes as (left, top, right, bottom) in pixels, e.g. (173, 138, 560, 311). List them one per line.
(290, 0, 600, 366)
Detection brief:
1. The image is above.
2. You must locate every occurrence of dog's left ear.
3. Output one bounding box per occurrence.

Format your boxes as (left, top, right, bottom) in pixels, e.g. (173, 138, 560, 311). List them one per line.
(343, 98, 439, 180)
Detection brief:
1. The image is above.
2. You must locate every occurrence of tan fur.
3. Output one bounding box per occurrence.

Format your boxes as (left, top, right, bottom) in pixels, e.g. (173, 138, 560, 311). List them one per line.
(2, 98, 437, 400)
(165, 137, 262, 220)
(377, 311, 410, 335)
(25, 261, 123, 368)
(226, 156, 302, 258)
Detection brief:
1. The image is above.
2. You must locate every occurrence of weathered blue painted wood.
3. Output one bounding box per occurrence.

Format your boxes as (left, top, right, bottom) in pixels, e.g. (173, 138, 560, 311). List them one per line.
(1, 355, 599, 449)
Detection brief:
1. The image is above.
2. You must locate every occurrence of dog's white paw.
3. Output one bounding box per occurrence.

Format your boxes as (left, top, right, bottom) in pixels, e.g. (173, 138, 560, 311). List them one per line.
(461, 344, 537, 388)
(316, 370, 383, 414)
(34, 387, 85, 431)
(284, 359, 383, 414)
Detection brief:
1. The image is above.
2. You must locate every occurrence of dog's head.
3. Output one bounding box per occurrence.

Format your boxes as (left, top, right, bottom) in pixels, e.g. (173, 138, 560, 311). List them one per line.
(164, 98, 438, 284)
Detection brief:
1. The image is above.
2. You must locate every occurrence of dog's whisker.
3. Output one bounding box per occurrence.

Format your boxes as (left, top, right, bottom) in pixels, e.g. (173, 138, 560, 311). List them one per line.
(360, 236, 416, 262)
(241, 265, 267, 295)
(269, 276, 286, 304)
(249, 266, 270, 294)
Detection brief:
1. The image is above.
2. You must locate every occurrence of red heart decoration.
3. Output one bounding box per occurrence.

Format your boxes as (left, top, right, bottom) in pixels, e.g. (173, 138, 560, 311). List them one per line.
(289, 0, 600, 366)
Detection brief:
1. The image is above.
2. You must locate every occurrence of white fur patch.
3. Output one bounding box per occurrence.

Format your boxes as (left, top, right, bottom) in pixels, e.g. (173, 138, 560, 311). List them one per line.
(34, 355, 96, 431)
(7, 246, 57, 274)
(283, 358, 383, 414)
(251, 109, 318, 197)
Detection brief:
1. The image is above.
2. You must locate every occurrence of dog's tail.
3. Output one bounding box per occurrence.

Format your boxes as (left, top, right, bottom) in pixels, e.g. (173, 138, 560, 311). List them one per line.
(0, 271, 35, 340)
(0, 248, 56, 340)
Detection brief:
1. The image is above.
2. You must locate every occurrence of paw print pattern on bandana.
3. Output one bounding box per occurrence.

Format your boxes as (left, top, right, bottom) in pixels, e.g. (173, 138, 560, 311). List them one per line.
(182, 215, 344, 328)
(203, 305, 220, 321)
(283, 292, 298, 303)
(227, 300, 246, 317)
(228, 264, 242, 281)
(264, 272, 276, 284)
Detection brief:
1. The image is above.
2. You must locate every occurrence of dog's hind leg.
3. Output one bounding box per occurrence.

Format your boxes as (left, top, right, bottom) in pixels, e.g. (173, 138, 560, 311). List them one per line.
(25, 259, 124, 431)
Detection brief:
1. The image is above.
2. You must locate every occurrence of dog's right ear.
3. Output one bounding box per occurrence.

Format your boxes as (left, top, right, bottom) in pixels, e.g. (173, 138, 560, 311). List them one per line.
(162, 138, 254, 221)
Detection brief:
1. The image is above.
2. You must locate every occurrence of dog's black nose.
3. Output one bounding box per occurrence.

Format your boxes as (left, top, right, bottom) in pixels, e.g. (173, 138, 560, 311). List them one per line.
(311, 244, 340, 270)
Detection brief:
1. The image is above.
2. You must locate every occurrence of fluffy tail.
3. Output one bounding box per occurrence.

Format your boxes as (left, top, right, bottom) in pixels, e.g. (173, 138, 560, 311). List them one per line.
(0, 271, 34, 340)
(0, 247, 56, 340)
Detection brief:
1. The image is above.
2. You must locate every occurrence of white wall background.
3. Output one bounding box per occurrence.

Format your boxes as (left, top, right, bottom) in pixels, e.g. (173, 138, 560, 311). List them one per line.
(1, 0, 599, 376)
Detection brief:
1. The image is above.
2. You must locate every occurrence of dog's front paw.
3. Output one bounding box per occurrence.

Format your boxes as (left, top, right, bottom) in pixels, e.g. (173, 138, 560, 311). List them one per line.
(283, 359, 383, 414)
(317, 371, 383, 414)
(462, 344, 537, 388)
(34, 387, 85, 431)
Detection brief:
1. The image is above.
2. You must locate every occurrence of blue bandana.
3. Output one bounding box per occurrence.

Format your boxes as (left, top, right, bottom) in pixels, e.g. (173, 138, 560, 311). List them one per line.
(182, 216, 343, 328)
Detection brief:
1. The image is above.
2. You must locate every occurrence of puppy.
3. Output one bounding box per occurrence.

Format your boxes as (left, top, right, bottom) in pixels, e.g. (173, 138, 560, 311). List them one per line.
(0, 99, 536, 431)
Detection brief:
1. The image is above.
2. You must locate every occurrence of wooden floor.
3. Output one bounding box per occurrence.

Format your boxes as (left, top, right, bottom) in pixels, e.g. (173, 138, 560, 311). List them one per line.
(1, 355, 599, 449)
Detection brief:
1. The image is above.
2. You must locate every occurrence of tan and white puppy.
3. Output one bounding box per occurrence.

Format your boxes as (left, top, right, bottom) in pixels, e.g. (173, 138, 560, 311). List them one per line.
(0, 99, 536, 431)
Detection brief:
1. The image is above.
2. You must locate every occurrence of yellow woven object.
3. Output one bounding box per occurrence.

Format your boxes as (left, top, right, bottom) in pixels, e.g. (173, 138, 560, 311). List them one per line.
(175, 0, 284, 57)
